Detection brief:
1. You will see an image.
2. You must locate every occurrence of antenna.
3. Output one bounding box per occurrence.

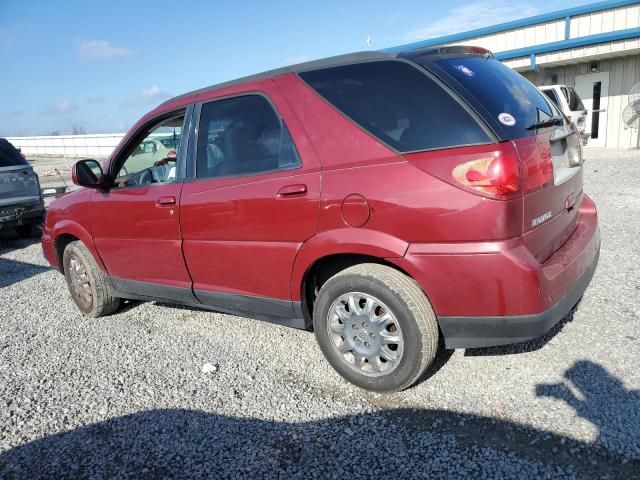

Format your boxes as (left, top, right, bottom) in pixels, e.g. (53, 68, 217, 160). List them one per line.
(54, 168, 70, 192)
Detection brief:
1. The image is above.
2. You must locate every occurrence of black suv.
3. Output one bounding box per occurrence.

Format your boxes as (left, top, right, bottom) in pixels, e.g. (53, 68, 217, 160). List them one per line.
(0, 139, 44, 237)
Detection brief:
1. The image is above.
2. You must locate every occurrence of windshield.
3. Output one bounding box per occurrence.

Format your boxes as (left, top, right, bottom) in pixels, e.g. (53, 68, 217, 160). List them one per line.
(0, 139, 29, 167)
(430, 56, 555, 139)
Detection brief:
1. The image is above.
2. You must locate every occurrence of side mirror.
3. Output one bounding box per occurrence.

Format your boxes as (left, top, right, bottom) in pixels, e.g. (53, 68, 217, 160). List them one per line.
(72, 159, 106, 188)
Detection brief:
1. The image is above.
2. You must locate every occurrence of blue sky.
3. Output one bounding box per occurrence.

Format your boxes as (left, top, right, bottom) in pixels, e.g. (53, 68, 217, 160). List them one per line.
(0, 0, 594, 136)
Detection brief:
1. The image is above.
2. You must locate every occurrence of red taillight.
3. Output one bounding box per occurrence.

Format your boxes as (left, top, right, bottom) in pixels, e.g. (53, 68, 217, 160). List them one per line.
(452, 151, 520, 196)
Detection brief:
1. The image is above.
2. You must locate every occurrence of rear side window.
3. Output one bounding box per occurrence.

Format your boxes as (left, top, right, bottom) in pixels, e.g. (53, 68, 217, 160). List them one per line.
(196, 95, 301, 179)
(433, 57, 555, 139)
(542, 89, 560, 108)
(299, 61, 491, 152)
(0, 139, 28, 167)
(562, 86, 585, 111)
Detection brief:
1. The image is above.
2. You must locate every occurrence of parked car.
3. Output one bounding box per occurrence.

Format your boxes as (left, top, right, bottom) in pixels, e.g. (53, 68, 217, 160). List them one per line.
(42, 47, 600, 392)
(539, 84, 589, 144)
(0, 138, 44, 237)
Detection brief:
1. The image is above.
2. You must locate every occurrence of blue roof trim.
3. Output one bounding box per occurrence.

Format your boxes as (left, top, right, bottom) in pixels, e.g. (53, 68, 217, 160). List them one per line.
(494, 27, 640, 60)
(384, 0, 640, 53)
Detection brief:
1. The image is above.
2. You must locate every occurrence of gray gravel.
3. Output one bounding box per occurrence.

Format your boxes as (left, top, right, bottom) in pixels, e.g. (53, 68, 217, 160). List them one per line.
(1, 151, 639, 479)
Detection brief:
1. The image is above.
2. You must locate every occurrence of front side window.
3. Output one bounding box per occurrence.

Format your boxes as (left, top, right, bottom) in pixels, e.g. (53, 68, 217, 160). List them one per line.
(114, 113, 185, 188)
(196, 95, 300, 179)
(299, 60, 491, 152)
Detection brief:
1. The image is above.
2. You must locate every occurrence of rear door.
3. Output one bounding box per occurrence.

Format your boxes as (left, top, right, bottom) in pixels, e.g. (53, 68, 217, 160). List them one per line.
(180, 82, 321, 315)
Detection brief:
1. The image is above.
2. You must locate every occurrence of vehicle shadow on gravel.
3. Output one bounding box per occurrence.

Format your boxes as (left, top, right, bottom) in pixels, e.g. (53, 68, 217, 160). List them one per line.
(0, 257, 49, 288)
(0, 361, 637, 479)
(0, 230, 42, 254)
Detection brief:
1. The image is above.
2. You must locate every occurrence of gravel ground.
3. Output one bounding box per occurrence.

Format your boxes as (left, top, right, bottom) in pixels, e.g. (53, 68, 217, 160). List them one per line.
(0, 151, 639, 479)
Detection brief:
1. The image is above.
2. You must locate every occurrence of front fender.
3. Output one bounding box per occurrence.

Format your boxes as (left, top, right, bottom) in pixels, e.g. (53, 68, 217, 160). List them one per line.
(290, 229, 409, 300)
(51, 219, 108, 274)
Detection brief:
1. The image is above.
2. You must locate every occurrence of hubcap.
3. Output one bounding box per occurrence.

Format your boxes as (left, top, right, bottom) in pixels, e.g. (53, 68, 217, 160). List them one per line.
(327, 292, 403, 376)
(68, 255, 92, 308)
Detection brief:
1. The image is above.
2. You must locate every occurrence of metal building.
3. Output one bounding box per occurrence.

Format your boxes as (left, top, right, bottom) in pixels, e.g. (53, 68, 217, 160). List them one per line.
(389, 0, 640, 149)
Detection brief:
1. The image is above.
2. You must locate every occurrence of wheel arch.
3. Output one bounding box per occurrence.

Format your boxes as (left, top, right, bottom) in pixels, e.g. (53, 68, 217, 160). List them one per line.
(292, 229, 413, 323)
(52, 220, 107, 274)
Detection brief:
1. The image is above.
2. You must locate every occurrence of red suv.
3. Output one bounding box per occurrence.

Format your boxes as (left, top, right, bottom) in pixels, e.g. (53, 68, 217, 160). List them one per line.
(42, 47, 600, 392)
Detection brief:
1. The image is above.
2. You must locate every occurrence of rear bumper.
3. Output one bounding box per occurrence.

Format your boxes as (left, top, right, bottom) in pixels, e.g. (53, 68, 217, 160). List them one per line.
(438, 245, 598, 348)
(0, 200, 44, 230)
(390, 194, 600, 348)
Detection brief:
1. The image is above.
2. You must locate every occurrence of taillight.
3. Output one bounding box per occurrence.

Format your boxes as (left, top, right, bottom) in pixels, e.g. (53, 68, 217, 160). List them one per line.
(404, 142, 523, 200)
(452, 151, 520, 196)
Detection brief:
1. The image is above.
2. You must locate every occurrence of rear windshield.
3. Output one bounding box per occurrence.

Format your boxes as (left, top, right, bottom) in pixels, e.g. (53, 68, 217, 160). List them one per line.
(433, 57, 555, 139)
(0, 139, 28, 167)
(563, 86, 585, 111)
(299, 60, 491, 152)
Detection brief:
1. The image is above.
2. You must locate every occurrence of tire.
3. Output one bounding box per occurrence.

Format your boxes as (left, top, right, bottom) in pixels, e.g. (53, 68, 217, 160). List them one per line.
(15, 224, 36, 238)
(313, 263, 439, 392)
(62, 240, 120, 317)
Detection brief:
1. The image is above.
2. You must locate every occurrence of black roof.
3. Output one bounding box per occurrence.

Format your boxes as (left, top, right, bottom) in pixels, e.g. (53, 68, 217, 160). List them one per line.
(161, 51, 395, 106)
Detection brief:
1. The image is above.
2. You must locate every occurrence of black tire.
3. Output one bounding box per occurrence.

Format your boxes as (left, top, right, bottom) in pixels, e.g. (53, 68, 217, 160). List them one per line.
(15, 224, 36, 238)
(62, 240, 120, 317)
(313, 263, 439, 392)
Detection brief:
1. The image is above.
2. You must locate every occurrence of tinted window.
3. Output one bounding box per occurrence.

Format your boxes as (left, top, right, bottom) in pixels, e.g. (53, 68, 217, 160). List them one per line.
(0, 139, 28, 167)
(542, 89, 560, 108)
(563, 86, 585, 111)
(299, 61, 491, 152)
(434, 57, 554, 139)
(196, 95, 300, 179)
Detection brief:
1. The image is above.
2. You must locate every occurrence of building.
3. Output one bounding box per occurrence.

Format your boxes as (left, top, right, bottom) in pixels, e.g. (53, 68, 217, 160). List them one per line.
(388, 0, 640, 149)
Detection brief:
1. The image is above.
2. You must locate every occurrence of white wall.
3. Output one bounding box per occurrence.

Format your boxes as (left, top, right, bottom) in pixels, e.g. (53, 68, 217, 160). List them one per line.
(5, 133, 126, 158)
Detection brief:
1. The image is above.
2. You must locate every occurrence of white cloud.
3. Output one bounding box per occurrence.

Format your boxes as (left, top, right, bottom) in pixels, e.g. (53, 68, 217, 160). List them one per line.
(45, 99, 78, 114)
(286, 54, 311, 65)
(138, 86, 170, 103)
(86, 95, 105, 104)
(404, 1, 539, 41)
(78, 40, 132, 60)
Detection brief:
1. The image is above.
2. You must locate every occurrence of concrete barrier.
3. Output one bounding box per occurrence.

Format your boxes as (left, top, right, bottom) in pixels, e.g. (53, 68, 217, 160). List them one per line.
(5, 133, 126, 158)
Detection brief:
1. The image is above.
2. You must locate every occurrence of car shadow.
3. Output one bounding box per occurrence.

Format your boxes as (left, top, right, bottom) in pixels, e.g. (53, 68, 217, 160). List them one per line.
(0, 360, 636, 478)
(0, 228, 42, 253)
(0, 257, 50, 288)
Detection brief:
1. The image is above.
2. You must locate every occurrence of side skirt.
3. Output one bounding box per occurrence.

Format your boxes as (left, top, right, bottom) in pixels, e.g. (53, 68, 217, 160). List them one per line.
(108, 277, 311, 330)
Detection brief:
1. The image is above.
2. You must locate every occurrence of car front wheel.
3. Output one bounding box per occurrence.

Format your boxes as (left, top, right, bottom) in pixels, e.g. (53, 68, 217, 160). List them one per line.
(313, 263, 439, 392)
(63, 240, 120, 317)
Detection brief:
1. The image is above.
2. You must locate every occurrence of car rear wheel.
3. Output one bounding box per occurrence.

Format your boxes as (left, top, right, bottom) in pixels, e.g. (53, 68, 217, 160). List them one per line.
(63, 240, 120, 317)
(313, 263, 439, 392)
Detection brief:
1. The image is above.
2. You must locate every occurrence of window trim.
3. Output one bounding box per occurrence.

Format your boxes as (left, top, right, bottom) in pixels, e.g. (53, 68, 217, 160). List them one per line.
(107, 106, 192, 190)
(191, 91, 303, 183)
(297, 57, 497, 155)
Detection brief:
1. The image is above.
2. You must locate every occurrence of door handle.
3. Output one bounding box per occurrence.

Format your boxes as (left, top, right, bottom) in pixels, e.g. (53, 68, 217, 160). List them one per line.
(277, 184, 307, 197)
(156, 196, 176, 206)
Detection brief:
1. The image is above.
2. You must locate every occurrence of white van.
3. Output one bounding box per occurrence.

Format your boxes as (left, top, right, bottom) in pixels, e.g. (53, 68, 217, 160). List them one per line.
(539, 85, 589, 144)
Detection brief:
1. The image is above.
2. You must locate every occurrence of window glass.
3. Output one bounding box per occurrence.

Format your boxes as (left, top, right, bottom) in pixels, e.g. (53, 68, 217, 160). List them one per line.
(0, 139, 29, 167)
(563, 86, 585, 111)
(115, 114, 184, 188)
(433, 56, 555, 139)
(542, 89, 560, 108)
(196, 95, 301, 179)
(300, 61, 491, 152)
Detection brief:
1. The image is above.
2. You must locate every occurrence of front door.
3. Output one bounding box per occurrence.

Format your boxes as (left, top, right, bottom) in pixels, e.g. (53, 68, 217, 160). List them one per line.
(575, 72, 609, 148)
(179, 90, 321, 317)
(91, 109, 195, 303)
